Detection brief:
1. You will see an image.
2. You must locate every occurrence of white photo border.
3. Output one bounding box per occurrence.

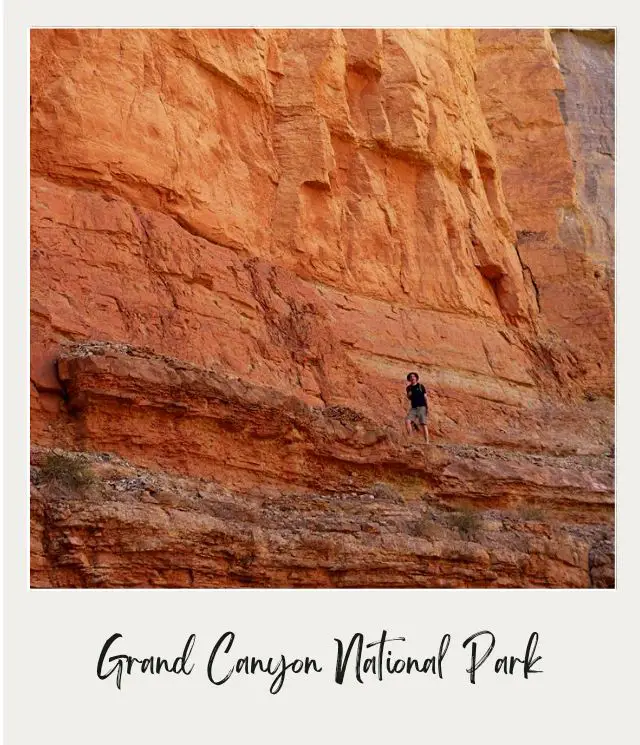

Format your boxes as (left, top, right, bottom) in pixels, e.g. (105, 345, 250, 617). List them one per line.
(4, 1, 637, 743)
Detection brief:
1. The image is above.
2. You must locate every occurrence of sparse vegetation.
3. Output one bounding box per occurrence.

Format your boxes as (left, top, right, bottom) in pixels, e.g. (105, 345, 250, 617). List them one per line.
(39, 452, 95, 491)
(414, 513, 439, 540)
(448, 508, 482, 539)
(518, 505, 544, 522)
(370, 482, 399, 500)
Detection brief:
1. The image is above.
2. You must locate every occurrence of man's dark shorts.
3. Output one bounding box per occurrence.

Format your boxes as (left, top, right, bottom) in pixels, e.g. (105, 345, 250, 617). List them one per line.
(406, 406, 428, 426)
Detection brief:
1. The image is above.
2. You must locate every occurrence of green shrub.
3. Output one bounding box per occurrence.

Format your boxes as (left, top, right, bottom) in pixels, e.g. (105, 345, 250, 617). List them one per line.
(39, 452, 94, 491)
(448, 509, 482, 539)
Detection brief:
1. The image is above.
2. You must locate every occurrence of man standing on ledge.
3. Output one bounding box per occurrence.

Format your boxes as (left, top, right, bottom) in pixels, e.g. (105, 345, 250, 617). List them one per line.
(405, 372, 429, 443)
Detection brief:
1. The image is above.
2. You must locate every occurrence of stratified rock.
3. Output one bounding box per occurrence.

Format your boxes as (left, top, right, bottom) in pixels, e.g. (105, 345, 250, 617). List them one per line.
(30, 29, 614, 588)
(31, 446, 612, 588)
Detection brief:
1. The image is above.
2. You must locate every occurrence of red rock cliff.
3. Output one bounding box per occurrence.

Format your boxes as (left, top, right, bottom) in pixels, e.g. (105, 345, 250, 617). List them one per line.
(30, 29, 614, 588)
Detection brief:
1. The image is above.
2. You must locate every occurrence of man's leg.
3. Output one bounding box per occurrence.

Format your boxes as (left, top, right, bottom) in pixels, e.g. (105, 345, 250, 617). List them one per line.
(405, 417, 413, 436)
(419, 409, 429, 442)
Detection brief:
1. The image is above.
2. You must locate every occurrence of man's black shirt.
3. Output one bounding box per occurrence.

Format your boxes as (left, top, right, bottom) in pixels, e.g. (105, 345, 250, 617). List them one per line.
(407, 383, 427, 409)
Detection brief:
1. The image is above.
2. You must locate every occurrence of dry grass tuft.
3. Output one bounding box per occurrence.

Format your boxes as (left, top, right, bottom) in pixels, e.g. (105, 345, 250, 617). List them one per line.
(39, 452, 95, 491)
(447, 508, 482, 539)
(518, 505, 544, 522)
(370, 482, 400, 500)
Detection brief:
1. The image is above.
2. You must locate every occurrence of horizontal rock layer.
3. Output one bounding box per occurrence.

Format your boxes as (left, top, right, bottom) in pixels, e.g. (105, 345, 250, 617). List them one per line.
(31, 345, 613, 587)
(31, 446, 613, 588)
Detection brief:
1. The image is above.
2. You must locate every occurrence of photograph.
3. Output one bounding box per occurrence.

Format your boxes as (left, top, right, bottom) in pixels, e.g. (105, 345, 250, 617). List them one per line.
(29, 27, 614, 589)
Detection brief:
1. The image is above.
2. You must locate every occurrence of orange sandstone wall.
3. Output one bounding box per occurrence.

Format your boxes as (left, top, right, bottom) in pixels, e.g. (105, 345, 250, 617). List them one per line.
(475, 29, 614, 397)
(30, 28, 614, 462)
(29, 29, 615, 589)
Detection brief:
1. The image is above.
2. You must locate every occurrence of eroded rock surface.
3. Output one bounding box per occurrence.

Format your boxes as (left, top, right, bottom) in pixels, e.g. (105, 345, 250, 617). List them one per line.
(30, 29, 614, 587)
(31, 446, 612, 588)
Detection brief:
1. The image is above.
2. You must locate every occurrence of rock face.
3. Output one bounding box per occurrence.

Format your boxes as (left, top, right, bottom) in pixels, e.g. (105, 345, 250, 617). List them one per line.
(30, 29, 614, 588)
(31, 444, 612, 588)
(475, 30, 614, 396)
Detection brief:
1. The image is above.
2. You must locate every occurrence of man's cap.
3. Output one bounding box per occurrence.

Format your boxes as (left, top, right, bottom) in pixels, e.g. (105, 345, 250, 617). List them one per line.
(406, 372, 419, 381)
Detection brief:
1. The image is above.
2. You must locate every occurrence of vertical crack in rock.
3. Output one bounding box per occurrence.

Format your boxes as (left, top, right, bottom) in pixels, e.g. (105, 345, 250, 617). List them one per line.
(513, 240, 541, 313)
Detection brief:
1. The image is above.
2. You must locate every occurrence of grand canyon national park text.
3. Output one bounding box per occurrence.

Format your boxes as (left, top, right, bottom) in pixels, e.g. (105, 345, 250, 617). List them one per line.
(96, 630, 543, 692)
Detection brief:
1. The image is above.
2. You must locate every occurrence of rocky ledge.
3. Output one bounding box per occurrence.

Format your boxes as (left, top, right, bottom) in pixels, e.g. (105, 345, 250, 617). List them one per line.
(30, 342, 613, 588)
(30, 446, 613, 589)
